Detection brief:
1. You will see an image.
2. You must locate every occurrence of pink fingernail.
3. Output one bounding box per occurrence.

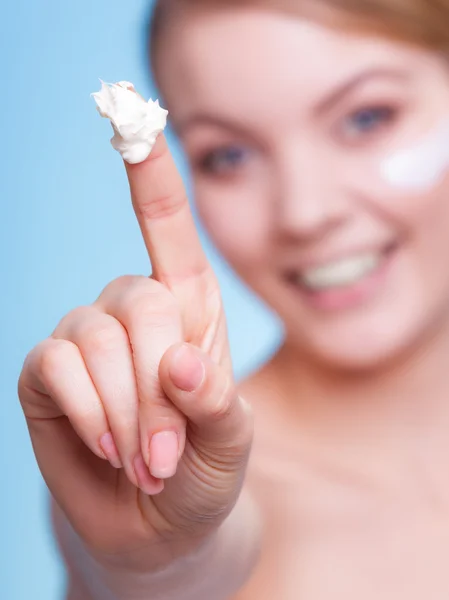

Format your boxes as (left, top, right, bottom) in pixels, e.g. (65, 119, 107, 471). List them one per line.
(133, 454, 164, 495)
(100, 433, 123, 469)
(149, 431, 179, 479)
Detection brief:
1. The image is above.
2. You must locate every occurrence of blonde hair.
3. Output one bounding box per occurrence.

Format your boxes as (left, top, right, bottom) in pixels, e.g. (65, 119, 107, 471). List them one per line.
(149, 0, 449, 76)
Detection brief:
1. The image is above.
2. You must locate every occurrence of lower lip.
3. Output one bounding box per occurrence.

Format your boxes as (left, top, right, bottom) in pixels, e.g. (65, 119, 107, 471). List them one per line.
(289, 248, 397, 312)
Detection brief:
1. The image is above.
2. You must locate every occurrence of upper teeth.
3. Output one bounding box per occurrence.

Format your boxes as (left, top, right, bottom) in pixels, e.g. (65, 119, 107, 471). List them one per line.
(300, 253, 381, 290)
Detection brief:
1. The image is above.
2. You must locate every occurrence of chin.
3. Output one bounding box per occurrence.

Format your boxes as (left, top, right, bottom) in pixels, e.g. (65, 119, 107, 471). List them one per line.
(285, 303, 439, 375)
(307, 336, 411, 374)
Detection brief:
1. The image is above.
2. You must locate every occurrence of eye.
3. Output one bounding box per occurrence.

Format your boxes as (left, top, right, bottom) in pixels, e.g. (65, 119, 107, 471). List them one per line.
(339, 105, 398, 142)
(196, 145, 251, 176)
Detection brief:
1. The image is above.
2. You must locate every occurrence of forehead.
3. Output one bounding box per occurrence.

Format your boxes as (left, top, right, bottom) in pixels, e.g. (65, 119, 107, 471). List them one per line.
(157, 8, 433, 120)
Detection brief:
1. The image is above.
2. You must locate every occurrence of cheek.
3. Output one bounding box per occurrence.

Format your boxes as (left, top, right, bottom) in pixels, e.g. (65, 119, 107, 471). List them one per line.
(411, 180, 449, 289)
(362, 170, 449, 229)
(341, 130, 449, 311)
(342, 117, 449, 225)
(381, 118, 449, 193)
(344, 133, 449, 237)
(194, 183, 271, 269)
(351, 159, 449, 306)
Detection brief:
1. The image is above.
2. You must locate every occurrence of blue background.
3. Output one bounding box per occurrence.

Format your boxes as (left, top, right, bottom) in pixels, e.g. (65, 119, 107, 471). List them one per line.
(1, 1, 280, 597)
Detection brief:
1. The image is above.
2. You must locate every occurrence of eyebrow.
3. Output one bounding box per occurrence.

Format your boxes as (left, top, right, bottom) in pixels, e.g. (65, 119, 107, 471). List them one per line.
(172, 114, 253, 138)
(313, 66, 411, 115)
(173, 66, 411, 135)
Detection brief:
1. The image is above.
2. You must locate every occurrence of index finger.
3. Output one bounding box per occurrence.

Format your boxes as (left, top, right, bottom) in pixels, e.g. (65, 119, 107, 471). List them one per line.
(125, 134, 212, 287)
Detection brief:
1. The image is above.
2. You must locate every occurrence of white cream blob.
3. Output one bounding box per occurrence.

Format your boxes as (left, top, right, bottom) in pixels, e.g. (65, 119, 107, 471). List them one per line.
(91, 80, 168, 164)
(381, 118, 449, 192)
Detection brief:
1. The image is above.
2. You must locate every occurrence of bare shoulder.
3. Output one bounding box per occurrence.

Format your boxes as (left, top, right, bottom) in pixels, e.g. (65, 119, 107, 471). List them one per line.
(233, 362, 336, 600)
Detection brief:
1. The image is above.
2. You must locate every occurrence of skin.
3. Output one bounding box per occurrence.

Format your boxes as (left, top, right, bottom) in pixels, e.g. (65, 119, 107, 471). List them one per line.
(19, 134, 254, 573)
(155, 7, 449, 599)
(17, 6, 449, 600)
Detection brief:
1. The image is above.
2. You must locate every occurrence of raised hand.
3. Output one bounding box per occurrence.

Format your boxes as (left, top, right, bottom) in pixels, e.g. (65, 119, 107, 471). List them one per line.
(18, 135, 254, 569)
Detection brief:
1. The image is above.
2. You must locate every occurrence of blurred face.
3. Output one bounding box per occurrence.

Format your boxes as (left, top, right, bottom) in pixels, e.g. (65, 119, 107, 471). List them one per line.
(156, 8, 449, 371)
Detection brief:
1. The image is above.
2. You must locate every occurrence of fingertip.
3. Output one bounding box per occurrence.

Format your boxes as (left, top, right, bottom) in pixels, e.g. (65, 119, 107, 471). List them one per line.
(168, 344, 205, 392)
(124, 133, 167, 173)
(133, 454, 165, 496)
(99, 432, 123, 469)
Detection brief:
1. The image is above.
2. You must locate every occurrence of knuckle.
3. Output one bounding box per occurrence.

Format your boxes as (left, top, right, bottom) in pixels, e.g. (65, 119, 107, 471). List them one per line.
(38, 339, 75, 383)
(98, 275, 150, 307)
(17, 350, 38, 401)
(107, 274, 144, 295)
(138, 190, 186, 221)
(55, 305, 93, 335)
(120, 281, 179, 327)
(206, 377, 235, 422)
(80, 320, 125, 355)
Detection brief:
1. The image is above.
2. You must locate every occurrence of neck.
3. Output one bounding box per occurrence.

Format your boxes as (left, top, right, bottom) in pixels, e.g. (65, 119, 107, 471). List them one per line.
(267, 317, 449, 484)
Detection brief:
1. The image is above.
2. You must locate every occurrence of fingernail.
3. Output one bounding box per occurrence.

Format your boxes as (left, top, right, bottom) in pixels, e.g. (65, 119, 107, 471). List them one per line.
(149, 431, 179, 479)
(170, 344, 205, 392)
(133, 454, 164, 496)
(100, 432, 123, 469)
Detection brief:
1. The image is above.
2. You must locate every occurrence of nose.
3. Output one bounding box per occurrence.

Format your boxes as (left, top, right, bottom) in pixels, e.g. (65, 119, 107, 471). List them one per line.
(275, 144, 350, 241)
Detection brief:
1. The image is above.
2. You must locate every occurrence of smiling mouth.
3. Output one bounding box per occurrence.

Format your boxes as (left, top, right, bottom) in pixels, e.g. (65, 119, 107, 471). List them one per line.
(285, 242, 398, 293)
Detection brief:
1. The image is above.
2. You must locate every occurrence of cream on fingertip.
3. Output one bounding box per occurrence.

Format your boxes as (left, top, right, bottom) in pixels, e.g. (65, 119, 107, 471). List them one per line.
(91, 80, 168, 164)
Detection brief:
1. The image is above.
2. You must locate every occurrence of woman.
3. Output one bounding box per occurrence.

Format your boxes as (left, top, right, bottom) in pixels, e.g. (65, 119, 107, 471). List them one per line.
(18, 0, 449, 598)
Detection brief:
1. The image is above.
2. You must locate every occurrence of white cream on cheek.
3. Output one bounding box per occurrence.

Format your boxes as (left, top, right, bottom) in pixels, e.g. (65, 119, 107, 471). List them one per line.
(380, 118, 449, 192)
(91, 80, 168, 164)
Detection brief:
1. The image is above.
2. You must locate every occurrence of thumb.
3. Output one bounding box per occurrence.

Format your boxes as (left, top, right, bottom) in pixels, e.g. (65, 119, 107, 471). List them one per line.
(153, 343, 254, 538)
(159, 342, 253, 462)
